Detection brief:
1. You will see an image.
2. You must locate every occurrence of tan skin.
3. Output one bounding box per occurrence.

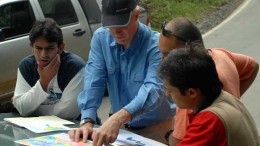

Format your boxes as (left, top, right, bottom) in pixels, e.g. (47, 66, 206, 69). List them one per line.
(164, 77, 202, 146)
(239, 64, 259, 96)
(32, 37, 64, 91)
(163, 77, 201, 114)
(159, 21, 259, 146)
(68, 9, 141, 146)
(159, 34, 183, 146)
(158, 29, 183, 60)
(163, 74, 197, 146)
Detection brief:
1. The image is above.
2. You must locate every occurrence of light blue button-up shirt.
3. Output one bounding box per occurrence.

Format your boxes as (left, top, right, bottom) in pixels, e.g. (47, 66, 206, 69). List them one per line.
(78, 22, 175, 127)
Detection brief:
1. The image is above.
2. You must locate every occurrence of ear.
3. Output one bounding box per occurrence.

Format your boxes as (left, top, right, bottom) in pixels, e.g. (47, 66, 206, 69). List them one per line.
(31, 44, 34, 53)
(134, 9, 140, 20)
(185, 88, 199, 99)
(58, 42, 65, 54)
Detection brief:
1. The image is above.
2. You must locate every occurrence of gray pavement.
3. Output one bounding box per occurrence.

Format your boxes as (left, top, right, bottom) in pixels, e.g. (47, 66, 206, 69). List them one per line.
(203, 0, 260, 134)
(98, 0, 260, 134)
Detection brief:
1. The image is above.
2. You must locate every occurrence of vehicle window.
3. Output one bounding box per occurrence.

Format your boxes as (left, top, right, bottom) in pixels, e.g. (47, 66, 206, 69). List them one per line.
(38, 0, 78, 26)
(78, 0, 101, 24)
(0, 1, 35, 41)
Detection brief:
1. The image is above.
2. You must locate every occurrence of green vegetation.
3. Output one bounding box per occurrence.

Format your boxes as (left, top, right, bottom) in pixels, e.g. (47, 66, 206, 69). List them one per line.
(139, 0, 228, 31)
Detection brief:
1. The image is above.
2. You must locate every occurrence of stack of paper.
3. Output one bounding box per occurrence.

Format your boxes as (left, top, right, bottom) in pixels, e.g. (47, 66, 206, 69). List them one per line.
(4, 116, 74, 133)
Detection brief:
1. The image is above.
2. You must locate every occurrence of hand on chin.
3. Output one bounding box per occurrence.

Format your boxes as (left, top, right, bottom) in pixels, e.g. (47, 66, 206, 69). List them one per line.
(37, 60, 49, 68)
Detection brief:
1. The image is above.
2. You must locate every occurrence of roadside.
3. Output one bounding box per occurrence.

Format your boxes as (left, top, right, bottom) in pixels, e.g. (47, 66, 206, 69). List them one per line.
(139, 0, 244, 34)
(202, 0, 260, 135)
(196, 0, 244, 34)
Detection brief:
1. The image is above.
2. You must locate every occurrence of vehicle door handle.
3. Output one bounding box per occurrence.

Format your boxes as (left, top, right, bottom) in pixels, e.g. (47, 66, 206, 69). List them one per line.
(73, 29, 86, 36)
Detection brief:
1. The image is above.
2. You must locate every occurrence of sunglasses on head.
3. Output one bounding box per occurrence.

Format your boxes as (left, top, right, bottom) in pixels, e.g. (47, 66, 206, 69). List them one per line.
(161, 22, 187, 42)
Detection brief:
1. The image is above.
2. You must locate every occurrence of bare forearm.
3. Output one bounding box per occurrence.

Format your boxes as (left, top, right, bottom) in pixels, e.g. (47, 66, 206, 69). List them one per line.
(91, 109, 132, 145)
(111, 109, 132, 126)
(240, 62, 259, 96)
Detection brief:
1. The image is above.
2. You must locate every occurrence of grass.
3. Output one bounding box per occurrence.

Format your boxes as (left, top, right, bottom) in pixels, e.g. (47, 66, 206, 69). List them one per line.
(139, 0, 229, 31)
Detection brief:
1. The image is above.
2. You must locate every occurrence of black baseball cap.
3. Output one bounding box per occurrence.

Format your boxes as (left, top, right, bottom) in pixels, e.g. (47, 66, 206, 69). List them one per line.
(102, 0, 137, 27)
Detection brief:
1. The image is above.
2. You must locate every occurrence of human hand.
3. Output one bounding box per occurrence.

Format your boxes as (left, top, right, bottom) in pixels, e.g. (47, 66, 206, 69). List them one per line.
(37, 54, 60, 91)
(92, 115, 121, 146)
(68, 122, 94, 143)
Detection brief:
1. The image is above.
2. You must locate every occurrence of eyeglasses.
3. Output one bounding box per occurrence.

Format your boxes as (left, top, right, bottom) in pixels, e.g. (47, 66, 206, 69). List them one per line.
(161, 22, 187, 42)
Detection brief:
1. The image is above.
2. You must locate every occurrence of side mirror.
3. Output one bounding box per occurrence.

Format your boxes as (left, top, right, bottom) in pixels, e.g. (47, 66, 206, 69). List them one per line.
(0, 29, 5, 42)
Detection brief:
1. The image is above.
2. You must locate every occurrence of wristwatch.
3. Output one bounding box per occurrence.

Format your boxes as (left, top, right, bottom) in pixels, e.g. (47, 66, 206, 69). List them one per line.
(80, 118, 95, 126)
(164, 129, 174, 143)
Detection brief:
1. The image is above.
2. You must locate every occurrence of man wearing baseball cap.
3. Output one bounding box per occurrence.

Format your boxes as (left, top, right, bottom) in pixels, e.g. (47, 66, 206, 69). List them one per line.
(69, 0, 176, 145)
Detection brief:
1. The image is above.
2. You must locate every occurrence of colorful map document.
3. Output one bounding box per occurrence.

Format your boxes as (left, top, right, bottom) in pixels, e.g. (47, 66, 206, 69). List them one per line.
(15, 133, 92, 146)
(15, 129, 166, 146)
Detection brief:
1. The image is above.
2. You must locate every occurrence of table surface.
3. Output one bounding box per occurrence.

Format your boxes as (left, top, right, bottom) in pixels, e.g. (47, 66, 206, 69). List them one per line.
(0, 112, 80, 146)
(0, 112, 166, 146)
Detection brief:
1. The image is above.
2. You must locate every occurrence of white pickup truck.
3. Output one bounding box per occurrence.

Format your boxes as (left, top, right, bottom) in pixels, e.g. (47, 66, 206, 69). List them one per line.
(0, 0, 149, 103)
